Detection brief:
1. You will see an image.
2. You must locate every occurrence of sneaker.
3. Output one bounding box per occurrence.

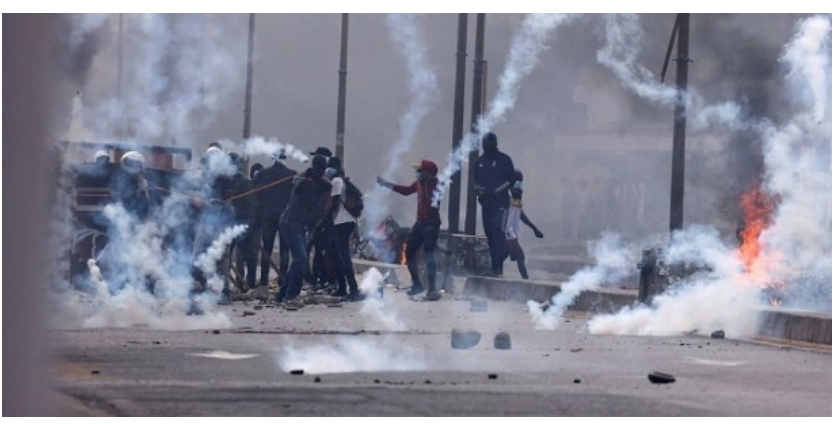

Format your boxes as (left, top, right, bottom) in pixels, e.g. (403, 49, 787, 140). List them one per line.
(481, 270, 503, 278)
(345, 292, 366, 302)
(424, 291, 442, 301)
(284, 298, 305, 309)
(406, 285, 425, 296)
(330, 289, 348, 297)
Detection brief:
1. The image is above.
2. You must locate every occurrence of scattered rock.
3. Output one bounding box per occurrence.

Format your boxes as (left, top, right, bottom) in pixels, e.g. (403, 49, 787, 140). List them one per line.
(488, 373, 498, 380)
(290, 369, 304, 375)
(493, 331, 511, 350)
(648, 371, 676, 384)
(710, 330, 725, 339)
(451, 328, 481, 349)
(573, 378, 581, 384)
(242, 311, 255, 317)
(314, 377, 321, 383)
(212, 330, 220, 335)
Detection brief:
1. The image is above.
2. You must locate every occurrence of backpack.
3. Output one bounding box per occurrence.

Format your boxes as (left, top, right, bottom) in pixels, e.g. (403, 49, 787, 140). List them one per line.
(342, 177, 364, 218)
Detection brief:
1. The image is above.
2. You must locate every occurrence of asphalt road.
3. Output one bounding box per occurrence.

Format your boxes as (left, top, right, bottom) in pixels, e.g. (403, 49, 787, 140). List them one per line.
(45, 283, 832, 417)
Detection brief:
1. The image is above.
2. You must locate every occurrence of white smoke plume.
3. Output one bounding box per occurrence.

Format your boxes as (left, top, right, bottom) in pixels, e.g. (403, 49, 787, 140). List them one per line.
(238, 136, 310, 163)
(433, 13, 577, 206)
(358, 267, 407, 332)
(193, 224, 248, 294)
(527, 233, 639, 330)
(276, 337, 427, 374)
(596, 14, 677, 107)
(363, 13, 441, 255)
(81, 14, 243, 147)
(588, 226, 762, 338)
(757, 14, 832, 311)
(51, 199, 237, 330)
(580, 14, 831, 337)
(597, 14, 756, 133)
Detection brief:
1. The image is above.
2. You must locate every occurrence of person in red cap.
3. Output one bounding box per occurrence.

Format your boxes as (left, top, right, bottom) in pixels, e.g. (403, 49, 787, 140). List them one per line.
(377, 159, 443, 301)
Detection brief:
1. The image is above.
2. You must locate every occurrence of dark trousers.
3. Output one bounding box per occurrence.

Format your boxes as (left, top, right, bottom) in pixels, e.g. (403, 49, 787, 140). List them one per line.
(231, 223, 257, 287)
(333, 222, 359, 295)
(310, 225, 335, 287)
(261, 216, 289, 285)
(406, 221, 440, 292)
(505, 238, 528, 279)
(480, 197, 509, 274)
(275, 223, 307, 302)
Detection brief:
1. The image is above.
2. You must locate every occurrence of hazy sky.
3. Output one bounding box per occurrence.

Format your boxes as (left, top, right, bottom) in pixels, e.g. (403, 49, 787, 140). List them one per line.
(53, 13, 823, 241)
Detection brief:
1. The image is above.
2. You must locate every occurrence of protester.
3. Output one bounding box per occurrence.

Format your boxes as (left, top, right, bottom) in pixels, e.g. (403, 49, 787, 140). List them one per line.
(273, 154, 332, 308)
(252, 150, 297, 289)
(473, 132, 516, 277)
(377, 159, 443, 301)
(319, 156, 364, 301)
(307, 146, 337, 291)
(503, 169, 544, 280)
(226, 151, 258, 293)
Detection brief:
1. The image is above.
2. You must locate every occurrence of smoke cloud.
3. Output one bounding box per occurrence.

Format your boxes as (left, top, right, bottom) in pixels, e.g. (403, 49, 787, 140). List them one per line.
(546, 14, 832, 336)
(362, 13, 442, 258)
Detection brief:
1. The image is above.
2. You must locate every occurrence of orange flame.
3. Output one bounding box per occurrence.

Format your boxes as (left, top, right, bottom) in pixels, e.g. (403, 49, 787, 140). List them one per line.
(399, 242, 408, 266)
(737, 186, 776, 271)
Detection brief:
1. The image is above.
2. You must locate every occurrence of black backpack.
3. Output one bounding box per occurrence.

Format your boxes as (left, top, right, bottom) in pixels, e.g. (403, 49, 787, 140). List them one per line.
(342, 177, 364, 218)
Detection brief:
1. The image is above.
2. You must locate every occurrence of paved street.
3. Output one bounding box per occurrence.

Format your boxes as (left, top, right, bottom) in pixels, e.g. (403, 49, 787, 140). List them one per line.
(45, 273, 831, 417)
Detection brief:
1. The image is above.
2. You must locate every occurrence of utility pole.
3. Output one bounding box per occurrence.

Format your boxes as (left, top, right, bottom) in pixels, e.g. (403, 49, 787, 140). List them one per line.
(668, 13, 689, 236)
(243, 13, 255, 141)
(117, 14, 123, 98)
(464, 13, 486, 236)
(448, 13, 468, 235)
(335, 13, 349, 162)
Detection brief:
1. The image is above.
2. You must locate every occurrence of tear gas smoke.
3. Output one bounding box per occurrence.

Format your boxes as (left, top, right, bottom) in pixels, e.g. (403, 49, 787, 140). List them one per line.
(587, 226, 762, 338)
(433, 13, 576, 206)
(363, 13, 441, 253)
(359, 267, 407, 332)
(568, 14, 832, 336)
(527, 233, 639, 330)
(276, 337, 427, 374)
(193, 224, 248, 294)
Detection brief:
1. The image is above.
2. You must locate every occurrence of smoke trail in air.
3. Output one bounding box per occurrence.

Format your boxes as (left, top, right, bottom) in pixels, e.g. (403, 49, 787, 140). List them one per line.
(532, 15, 831, 336)
(433, 13, 578, 207)
(527, 233, 640, 329)
(363, 13, 441, 259)
(577, 14, 832, 337)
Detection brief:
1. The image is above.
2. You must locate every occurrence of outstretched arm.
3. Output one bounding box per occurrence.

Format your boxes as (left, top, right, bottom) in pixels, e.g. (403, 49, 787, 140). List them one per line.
(377, 177, 417, 196)
(521, 210, 543, 238)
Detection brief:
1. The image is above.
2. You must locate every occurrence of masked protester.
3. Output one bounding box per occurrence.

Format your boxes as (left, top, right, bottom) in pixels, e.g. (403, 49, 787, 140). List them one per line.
(377, 159, 443, 301)
(503, 169, 543, 279)
(190, 145, 236, 304)
(307, 146, 336, 291)
(111, 150, 152, 220)
(473, 132, 516, 278)
(273, 154, 332, 308)
(319, 156, 364, 301)
(226, 151, 258, 294)
(252, 151, 298, 290)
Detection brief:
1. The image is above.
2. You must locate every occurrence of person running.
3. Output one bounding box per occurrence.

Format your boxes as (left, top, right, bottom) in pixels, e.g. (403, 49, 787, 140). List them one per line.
(503, 169, 543, 280)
